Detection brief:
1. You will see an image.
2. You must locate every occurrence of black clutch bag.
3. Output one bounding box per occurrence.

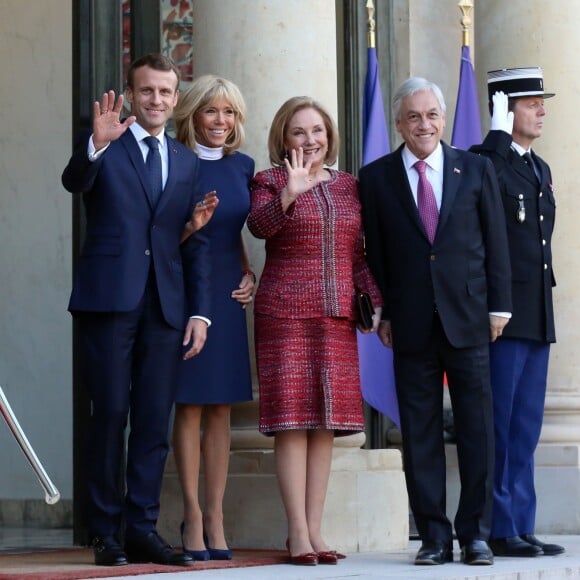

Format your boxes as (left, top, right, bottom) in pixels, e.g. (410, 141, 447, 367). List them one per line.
(356, 291, 374, 330)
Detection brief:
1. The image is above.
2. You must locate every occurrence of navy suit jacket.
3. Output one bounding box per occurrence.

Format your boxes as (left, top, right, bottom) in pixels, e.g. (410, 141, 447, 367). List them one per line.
(359, 142, 512, 353)
(62, 129, 211, 330)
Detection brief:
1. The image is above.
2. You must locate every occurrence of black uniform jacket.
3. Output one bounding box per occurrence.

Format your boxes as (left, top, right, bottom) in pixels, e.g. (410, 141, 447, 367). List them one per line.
(471, 130, 556, 343)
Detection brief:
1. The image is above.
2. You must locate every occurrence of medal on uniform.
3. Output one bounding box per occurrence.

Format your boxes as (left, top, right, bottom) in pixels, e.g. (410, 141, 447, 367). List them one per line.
(517, 195, 525, 223)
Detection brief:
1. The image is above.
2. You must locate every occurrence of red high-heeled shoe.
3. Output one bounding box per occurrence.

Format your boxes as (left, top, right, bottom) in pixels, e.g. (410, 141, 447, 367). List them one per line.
(285, 539, 318, 566)
(317, 550, 338, 564)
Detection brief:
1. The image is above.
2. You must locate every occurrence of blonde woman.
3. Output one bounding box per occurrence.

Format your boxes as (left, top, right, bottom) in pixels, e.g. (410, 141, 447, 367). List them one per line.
(172, 75, 255, 561)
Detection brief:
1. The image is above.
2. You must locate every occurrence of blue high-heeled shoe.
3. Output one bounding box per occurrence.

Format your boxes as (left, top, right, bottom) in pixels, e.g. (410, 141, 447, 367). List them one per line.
(203, 531, 233, 560)
(180, 522, 210, 561)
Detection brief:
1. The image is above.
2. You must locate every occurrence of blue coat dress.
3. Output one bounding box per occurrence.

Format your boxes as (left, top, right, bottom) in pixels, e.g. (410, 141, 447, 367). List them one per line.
(176, 152, 255, 405)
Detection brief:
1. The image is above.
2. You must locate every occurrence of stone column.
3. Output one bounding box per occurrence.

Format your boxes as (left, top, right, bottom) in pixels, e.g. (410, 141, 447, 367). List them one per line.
(475, 0, 580, 533)
(159, 0, 408, 552)
(190, 0, 345, 420)
(389, 0, 473, 145)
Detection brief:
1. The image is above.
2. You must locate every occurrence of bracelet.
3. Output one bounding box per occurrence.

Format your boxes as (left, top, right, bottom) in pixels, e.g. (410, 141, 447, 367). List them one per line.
(242, 268, 256, 283)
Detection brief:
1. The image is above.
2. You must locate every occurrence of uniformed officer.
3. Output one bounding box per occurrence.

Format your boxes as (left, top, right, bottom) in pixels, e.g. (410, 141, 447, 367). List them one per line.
(471, 67, 563, 558)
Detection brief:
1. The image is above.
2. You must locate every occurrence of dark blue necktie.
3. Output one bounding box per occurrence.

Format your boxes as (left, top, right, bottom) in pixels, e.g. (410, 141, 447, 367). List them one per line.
(144, 136, 163, 205)
(523, 152, 540, 183)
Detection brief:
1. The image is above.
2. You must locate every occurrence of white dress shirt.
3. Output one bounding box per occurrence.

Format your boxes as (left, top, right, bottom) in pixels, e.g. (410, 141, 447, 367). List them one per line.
(401, 143, 444, 210)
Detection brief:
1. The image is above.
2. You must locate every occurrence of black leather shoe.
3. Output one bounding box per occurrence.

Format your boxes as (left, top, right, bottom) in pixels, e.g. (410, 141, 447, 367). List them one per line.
(414, 541, 453, 565)
(520, 534, 565, 556)
(125, 531, 194, 566)
(489, 536, 542, 557)
(460, 539, 494, 565)
(91, 535, 128, 566)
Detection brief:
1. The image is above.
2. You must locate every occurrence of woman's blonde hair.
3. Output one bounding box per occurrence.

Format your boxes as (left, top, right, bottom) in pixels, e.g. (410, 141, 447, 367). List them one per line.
(174, 75, 246, 155)
(267, 96, 340, 167)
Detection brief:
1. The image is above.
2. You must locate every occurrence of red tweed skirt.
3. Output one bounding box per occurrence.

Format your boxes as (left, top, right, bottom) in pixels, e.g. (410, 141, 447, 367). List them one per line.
(254, 314, 364, 436)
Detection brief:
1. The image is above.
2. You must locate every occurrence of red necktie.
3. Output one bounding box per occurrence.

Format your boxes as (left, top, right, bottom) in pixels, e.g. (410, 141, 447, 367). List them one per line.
(414, 160, 439, 244)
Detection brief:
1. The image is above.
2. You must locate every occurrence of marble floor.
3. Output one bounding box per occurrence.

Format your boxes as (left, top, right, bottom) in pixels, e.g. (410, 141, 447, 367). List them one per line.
(4, 530, 580, 580)
(104, 536, 580, 580)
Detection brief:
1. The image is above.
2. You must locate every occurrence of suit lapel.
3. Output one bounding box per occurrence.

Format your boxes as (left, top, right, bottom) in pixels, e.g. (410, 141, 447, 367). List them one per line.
(155, 135, 182, 214)
(437, 143, 462, 239)
(510, 147, 538, 186)
(120, 132, 187, 213)
(120, 131, 156, 209)
(389, 146, 428, 240)
(531, 150, 546, 186)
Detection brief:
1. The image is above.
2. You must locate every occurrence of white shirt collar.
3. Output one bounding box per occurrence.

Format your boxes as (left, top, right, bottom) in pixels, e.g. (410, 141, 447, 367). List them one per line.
(511, 141, 531, 156)
(402, 142, 444, 173)
(130, 123, 166, 148)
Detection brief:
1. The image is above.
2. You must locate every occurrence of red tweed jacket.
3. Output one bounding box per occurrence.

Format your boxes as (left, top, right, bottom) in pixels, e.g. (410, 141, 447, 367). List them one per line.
(248, 167, 381, 320)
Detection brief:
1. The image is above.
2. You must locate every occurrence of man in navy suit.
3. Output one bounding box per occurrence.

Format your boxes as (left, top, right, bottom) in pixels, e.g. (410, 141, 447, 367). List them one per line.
(471, 68, 563, 558)
(62, 54, 210, 567)
(360, 77, 512, 566)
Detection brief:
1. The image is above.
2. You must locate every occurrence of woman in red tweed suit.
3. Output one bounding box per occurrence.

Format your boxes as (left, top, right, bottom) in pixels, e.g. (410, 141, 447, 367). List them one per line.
(247, 96, 381, 566)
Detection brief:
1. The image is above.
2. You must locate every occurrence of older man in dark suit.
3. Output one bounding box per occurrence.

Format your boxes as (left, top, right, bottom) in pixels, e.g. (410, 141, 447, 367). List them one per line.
(62, 54, 211, 567)
(470, 68, 563, 558)
(359, 77, 511, 566)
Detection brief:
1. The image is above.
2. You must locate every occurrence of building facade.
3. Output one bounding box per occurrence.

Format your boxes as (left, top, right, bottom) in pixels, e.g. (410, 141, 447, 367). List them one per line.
(0, 0, 578, 547)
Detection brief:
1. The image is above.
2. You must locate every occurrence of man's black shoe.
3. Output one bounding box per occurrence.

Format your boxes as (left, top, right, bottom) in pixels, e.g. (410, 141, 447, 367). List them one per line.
(460, 539, 494, 565)
(414, 541, 453, 565)
(125, 531, 194, 566)
(489, 536, 542, 557)
(520, 534, 565, 556)
(91, 535, 128, 566)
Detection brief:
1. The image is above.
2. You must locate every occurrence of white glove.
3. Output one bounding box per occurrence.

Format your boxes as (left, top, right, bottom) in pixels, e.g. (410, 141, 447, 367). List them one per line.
(490, 91, 514, 134)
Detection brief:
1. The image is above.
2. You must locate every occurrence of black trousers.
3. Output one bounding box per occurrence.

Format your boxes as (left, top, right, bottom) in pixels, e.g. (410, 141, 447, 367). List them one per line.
(394, 314, 494, 546)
